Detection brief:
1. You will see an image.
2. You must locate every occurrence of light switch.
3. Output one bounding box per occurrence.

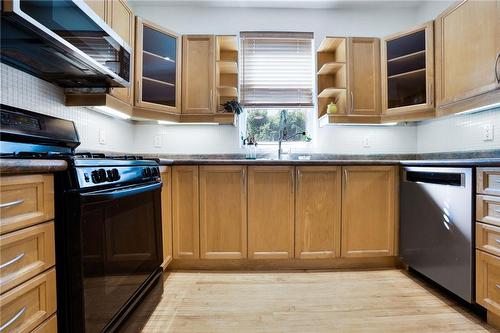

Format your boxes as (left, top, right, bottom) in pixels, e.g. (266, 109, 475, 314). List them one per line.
(482, 124, 494, 141)
(99, 129, 106, 145)
(154, 135, 162, 148)
(362, 136, 370, 148)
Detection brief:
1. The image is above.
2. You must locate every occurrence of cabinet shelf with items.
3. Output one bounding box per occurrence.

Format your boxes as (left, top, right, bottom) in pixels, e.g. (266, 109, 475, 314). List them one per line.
(317, 37, 348, 119)
(216, 36, 239, 113)
(381, 21, 434, 119)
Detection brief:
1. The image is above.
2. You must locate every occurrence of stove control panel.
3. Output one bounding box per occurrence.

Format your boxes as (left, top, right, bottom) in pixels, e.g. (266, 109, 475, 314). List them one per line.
(76, 166, 160, 188)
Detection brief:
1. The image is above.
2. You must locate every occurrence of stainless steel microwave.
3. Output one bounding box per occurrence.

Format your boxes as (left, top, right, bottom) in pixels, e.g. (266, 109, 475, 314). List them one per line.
(0, 0, 132, 88)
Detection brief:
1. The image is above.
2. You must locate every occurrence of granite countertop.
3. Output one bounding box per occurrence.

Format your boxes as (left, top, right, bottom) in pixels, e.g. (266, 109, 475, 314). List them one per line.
(0, 159, 68, 174)
(155, 158, 401, 165)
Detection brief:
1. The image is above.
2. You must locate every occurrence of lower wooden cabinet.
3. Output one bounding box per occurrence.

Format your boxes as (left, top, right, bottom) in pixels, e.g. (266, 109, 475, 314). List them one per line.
(476, 250, 500, 316)
(160, 167, 173, 268)
(341, 166, 397, 258)
(248, 166, 295, 259)
(172, 166, 199, 259)
(295, 166, 341, 259)
(199, 166, 247, 259)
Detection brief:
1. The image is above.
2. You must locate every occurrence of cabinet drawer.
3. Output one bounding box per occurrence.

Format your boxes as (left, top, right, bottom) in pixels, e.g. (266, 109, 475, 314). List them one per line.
(477, 168, 500, 196)
(477, 195, 500, 227)
(476, 222, 500, 256)
(0, 222, 55, 294)
(0, 269, 56, 333)
(0, 175, 54, 235)
(32, 315, 57, 333)
(476, 250, 500, 316)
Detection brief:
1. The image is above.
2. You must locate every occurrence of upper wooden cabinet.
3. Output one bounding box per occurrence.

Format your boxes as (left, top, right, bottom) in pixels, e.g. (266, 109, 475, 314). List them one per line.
(381, 21, 434, 119)
(84, 0, 106, 21)
(135, 18, 181, 114)
(295, 166, 341, 259)
(172, 166, 199, 259)
(435, 0, 500, 115)
(341, 166, 397, 258)
(248, 166, 295, 259)
(199, 166, 247, 259)
(182, 35, 216, 114)
(317, 37, 381, 125)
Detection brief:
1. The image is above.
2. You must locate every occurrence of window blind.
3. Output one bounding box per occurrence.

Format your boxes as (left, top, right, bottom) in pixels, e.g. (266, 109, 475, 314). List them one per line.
(240, 32, 314, 107)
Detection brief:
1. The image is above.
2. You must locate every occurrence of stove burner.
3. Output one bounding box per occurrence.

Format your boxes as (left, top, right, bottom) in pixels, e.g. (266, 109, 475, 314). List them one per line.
(75, 153, 144, 160)
(75, 152, 106, 159)
(0, 151, 72, 159)
(112, 155, 144, 160)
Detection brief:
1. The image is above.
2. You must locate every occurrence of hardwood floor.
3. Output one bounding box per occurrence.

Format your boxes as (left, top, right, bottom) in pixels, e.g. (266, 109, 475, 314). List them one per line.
(121, 269, 497, 333)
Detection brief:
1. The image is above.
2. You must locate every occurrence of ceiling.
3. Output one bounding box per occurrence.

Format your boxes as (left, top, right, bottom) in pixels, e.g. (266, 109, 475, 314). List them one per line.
(130, 0, 424, 10)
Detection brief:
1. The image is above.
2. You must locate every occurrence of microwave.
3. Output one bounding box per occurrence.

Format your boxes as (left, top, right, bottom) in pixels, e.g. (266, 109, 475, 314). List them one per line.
(0, 0, 131, 88)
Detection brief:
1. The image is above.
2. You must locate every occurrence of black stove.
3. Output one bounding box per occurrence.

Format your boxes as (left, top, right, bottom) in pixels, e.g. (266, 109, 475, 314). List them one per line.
(0, 104, 164, 333)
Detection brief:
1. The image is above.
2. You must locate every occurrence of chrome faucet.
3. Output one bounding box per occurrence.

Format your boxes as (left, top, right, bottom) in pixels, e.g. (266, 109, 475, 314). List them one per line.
(277, 110, 307, 159)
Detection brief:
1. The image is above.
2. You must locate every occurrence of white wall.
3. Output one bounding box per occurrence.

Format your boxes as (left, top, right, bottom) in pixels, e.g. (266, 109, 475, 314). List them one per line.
(0, 64, 135, 153)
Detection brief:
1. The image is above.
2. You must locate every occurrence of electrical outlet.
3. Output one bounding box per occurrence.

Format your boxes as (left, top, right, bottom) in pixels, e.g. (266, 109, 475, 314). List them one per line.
(362, 136, 370, 148)
(99, 129, 106, 145)
(482, 124, 494, 141)
(154, 135, 162, 148)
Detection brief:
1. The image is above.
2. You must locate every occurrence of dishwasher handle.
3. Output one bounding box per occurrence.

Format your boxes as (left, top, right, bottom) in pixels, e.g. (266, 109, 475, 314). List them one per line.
(404, 170, 465, 186)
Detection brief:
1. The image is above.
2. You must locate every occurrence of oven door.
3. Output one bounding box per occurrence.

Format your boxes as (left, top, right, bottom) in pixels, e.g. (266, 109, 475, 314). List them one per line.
(68, 181, 163, 333)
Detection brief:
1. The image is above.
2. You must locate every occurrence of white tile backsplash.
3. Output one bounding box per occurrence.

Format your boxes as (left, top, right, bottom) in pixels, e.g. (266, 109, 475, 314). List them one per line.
(1, 63, 499, 155)
(1, 64, 134, 153)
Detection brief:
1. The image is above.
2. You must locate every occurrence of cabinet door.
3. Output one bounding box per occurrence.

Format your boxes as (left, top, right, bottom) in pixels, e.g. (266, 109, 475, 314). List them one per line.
(248, 166, 294, 259)
(476, 250, 500, 316)
(348, 37, 381, 116)
(381, 21, 434, 114)
(199, 166, 247, 259)
(135, 18, 181, 113)
(160, 166, 173, 268)
(341, 166, 397, 258)
(295, 166, 341, 259)
(109, 0, 134, 105)
(435, 0, 500, 107)
(172, 166, 199, 259)
(182, 35, 216, 114)
(84, 0, 106, 21)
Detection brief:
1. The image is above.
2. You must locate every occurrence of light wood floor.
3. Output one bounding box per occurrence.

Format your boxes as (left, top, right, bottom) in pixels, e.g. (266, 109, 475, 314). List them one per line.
(121, 269, 498, 333)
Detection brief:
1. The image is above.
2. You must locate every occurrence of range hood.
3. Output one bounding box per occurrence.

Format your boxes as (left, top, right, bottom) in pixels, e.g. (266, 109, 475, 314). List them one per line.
(0, 0, 131, 88)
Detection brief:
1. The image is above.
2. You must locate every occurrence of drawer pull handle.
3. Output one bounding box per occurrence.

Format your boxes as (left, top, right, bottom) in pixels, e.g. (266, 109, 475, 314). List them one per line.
(496, 239, 500, 244)
(0, 307, 26, 332)
(496, 284, 500, 289)
(0, 253, 25, 269)
(0, 199, 24, 209)
(495, 209, 500, 213)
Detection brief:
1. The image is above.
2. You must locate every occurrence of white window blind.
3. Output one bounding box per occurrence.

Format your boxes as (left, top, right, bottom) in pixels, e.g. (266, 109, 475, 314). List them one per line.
(240, 32, 314, 107)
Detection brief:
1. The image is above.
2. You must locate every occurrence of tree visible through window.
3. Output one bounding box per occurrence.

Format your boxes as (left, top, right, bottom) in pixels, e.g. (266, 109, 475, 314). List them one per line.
(246, 109, 307, 142)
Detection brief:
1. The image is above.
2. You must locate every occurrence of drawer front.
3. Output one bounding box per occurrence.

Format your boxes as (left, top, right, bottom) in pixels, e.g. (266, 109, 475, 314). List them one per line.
(0, 269, 56, 333)
(0, 222, 55, 294)
(477, 168, 500, 196)
(32, 315, 57, 333)
(476, 222, 500, 256)
(476, 250, 500, 315)
(0, 175, 54, 235)
(477, 195, 500, 227)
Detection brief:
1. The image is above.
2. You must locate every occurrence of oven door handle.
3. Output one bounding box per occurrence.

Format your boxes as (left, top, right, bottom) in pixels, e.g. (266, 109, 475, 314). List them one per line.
(79, 182, 162, 203)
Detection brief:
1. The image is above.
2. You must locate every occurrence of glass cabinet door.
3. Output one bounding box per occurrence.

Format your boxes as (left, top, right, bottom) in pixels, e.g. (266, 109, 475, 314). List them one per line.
(136, 19, 180, 113)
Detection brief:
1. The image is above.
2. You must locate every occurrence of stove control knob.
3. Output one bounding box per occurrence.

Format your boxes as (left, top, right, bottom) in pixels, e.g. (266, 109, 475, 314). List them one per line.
(144, 167, 152, 177)
(112, 168, 120, 181)
(98, 169, 107, 183)
(91, 171, 99, 183)
(106, 169, 113, 181)
(151, 167, 159, 177)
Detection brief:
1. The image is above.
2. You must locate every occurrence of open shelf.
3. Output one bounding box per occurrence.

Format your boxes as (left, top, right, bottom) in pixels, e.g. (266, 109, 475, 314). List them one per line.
(217, 61, 238, 74)
(317, 62, 345, 75)
(217, 86, 238, 97)
(318, 88, 346, 98)
(318, 38, 345, 53)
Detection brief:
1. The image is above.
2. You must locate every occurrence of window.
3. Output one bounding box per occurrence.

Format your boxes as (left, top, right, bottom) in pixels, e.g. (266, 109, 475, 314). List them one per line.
(240, 32, 314, 143)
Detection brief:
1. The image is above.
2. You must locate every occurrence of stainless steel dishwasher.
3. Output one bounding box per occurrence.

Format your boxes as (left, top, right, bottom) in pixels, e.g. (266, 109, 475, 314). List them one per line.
(400, 166, 473, 303)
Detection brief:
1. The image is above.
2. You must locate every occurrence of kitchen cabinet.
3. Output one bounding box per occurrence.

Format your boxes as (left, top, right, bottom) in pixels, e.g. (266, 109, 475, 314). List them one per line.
(295, 166, 341, 259)
(199, 166, 247, 259)
(381, 21, 434, 120)
(67, 0, 134, 110)
(160, 166, 173, 268)
(248, 166, 295, 259)
(182, 35, 216, 114)
(317, 37, 381, 125)
(172, 166, 199, 259)
(435, 0, 500, 116)
(476, 250, 500, 318)
(341, 166, 397, 258)
(135, 18, 181, 114)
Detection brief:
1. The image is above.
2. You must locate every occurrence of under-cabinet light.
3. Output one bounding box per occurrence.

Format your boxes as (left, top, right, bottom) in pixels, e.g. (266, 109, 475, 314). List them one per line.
(93, 106, 131, 120)
(332, 122, 399, 126)
(157, 120, 218, 126)
(455, 102, 500, 116)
